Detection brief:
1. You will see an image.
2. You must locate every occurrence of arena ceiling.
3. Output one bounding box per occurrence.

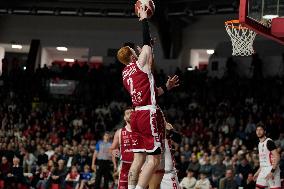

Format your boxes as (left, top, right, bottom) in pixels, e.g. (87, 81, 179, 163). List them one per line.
(0, 0, 239, 59)
(0, 0, 239, 17)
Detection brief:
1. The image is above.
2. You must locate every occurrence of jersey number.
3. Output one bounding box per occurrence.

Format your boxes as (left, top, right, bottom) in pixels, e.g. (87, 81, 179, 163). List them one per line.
(127, 78, 134, 94)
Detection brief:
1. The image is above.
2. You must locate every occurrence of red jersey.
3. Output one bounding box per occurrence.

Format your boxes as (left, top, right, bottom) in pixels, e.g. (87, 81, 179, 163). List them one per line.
(122, 61, 157, 107)
(120, 127, 133, 163)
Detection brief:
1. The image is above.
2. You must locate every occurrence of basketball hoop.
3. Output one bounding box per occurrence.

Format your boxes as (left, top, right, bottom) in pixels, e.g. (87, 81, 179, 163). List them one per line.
(225, 20, 257, 56)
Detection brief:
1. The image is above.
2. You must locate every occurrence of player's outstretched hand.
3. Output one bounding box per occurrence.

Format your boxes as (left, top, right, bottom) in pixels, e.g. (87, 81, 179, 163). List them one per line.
(166, 75, 180, 90)
(138, 6, 147, 21)
(112, 149, 121, 157)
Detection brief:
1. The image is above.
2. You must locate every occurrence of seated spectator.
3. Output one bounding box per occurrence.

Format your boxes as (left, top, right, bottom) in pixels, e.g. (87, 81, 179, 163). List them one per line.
(46, 159, 68, 189)
(219, 169, 238, 189)
(199, 156, 212, 176)
(79, 165, 95, 189)
(65, 166, 80, 189)
(211, 155, 226, 185)
(187, 154, 200, 177)
(74, 149, 91, 171)
(179, 169, 197, 189)
(37, 148, 48, 166)
(236, 157, 252, 186)
(23, 149, 37, 173)
(36, 165, 51, 189)
(243, 173, 255, 189)
(194, 171, 211, 189)
(5, 156, 29, 189)
(0, 156, 11, 180)
(177, 155, 189, 179)
(47, 159, 55, 172)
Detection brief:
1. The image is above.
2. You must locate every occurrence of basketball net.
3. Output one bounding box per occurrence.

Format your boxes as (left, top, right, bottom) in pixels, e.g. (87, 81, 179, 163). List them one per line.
(225, 20, 257, 56)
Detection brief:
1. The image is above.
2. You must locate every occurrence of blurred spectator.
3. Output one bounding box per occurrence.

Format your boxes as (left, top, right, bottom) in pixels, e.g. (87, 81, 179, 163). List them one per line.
(177, 155, 189, 179)
(194, 172, 211, 189)
(23, 149, 37, 173)
(65, 166, 80, 189)
(37, 148, 48, 166)
(0, 156, 11, 183)
(46, 159, 68, 189)
(243, 173, 256, 189)
(219, 169, 238, 189)
(187, 154, 200, 177)
(199, 156, 212, 176)
(5, 156, 29, 189)
(79, 165, 94, 189)
(235, 157, 252, 186)
(179, 169, 197, 189)
(211, 156, 226, 183)
(36, 165, 51, 189)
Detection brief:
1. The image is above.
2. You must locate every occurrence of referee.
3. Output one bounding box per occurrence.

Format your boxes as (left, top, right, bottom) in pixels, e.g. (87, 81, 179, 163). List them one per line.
(92, 132, 112, 189)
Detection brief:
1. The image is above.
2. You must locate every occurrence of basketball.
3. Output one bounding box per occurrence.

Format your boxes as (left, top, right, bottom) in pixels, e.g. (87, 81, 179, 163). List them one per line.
(134, 0, 155, 18)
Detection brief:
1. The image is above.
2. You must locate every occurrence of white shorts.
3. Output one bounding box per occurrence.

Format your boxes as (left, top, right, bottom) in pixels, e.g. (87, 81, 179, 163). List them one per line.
(256, 166, 281, 189)
(160, 172, 180, 189)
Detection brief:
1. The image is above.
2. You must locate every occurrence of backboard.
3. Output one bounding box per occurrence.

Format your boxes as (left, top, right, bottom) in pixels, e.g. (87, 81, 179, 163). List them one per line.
(239, 0, 284, 44)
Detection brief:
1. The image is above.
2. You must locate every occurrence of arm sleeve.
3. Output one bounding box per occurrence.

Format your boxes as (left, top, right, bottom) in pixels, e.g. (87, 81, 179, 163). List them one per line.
(267, 140, 277, 151)
(142, 19, 151, 46)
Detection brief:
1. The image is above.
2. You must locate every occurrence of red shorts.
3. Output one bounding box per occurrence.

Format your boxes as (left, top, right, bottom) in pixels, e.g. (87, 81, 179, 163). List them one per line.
(130, 107, 165, 153)
(118, 162, 132, 189)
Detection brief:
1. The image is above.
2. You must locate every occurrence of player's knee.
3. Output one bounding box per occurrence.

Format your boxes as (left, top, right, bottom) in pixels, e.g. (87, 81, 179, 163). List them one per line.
(147, 156, 160, 168)
(130, 157, 145, 171)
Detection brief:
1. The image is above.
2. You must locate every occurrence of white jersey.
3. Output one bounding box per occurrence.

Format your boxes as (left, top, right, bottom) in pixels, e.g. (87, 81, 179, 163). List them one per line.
(164, 139, 175, 172)
(160, 139, 180, 189)
(258, 138, 273, 167)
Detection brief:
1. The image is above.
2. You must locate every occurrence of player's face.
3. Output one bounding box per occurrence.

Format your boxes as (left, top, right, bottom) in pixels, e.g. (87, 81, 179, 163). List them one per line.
(256, 127, 265, 138)
(124, 109, 133, 123)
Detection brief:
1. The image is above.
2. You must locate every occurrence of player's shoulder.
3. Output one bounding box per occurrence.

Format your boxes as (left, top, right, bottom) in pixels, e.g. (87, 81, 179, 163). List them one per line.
(266, 137, 273, 141)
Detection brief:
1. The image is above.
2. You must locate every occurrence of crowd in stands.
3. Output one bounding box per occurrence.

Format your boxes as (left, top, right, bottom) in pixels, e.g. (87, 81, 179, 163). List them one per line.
(0, 56, 284, 188)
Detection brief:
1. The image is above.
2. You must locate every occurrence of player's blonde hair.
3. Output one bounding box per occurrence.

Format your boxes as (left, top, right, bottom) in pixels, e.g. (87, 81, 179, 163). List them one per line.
(117, 46, 133, 65)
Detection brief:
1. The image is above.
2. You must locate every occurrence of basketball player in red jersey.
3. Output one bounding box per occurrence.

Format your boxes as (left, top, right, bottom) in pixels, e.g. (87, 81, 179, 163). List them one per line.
(254, 123, 281, 189)
(110, 108, 134, 189)
(117, 7, 179, 189)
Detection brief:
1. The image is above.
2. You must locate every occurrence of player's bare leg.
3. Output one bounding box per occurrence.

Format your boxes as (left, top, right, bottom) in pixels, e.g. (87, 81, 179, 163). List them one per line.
(136, 154, 161, 188)
(128, 153, 146, 189)
(148, 172, 164, 189)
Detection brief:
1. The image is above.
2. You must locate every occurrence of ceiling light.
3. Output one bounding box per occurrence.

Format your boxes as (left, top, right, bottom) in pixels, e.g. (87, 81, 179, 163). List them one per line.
(23, 66, 27, 70)
(56, 47, 68, 51)
(64, 58, 75, 63)
(12, 44, 22, 49)
(206, 49, 215, 55)
(187, 67, 194, 71)
(262, 15, 279, 19)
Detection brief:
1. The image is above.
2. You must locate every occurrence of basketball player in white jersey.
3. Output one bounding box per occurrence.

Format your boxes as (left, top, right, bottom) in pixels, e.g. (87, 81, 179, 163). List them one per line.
(149, 122, 182, 189)
(254, 123, 281, 189)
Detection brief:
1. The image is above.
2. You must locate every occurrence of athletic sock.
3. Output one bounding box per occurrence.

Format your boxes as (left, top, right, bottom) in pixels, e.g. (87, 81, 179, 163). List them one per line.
(128, 185, 135, 189)
(135, 185, 144, 189)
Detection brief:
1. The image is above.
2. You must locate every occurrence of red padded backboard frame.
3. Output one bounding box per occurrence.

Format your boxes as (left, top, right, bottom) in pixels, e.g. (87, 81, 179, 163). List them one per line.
(239, 0, 284, 45)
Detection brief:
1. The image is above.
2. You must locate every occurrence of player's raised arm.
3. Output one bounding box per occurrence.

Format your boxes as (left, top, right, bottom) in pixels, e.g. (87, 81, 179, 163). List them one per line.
(137, 7, 153, 71)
